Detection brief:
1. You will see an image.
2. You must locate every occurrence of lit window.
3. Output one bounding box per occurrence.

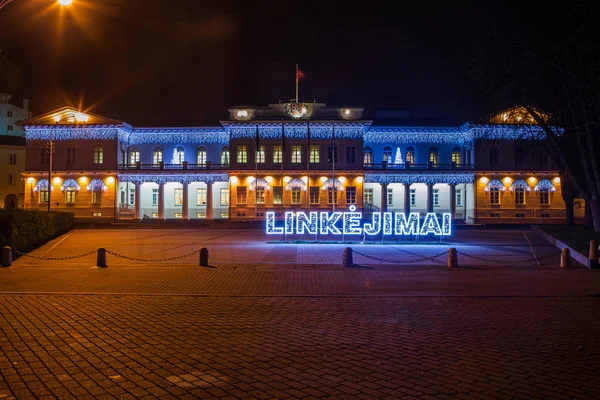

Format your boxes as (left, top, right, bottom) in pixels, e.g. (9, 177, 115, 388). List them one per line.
(327, 187, 338, 204)
(130, 148, 140, 164)
(197, 213, 206, 219)
(364, 188, 373, 205)
(237, 145, 247, 164)
(433, 189, 439, 207)
(429, 147, 438, 165)
(256, 187, 265, 204)
(65, 188, 77, 204)
(346, 186, 356, 204)
(405, 147, 415, 165)
(220, 188, 229, 206)
(387, 188, 393, 206)
(256, 145, 266, 164)
(174, 188, 183, 206)
(451, 147, 461, 164)
(515, 188, 525, 205)
(292, 145, 302, 164)
(383, 146, 392, 163)
(92, 212, 102, 217)
(220, 213, 229, 219)
(153, 148, 163, 164)
(273, 145, 282, 163)
(39, 189, 49, 203)
(221, 146, 230, 165)
(93, 146, 104, 164)
(363, 147, 373, 165)
(237, 186, 247, 204)
(490, 188, 500, 205)
(410, 189, 416, 206)
(310, 145, 320, 163)
(197, 147, 206, 165)
(309, 186, 320, 204)
(539, 190, 550, 205)
(273, 186, 282, 204)
(174, 213, 182, 219)
(196, 188, 206, 205)
(92, 190, 102, 204)
(291, 188, 301, 204)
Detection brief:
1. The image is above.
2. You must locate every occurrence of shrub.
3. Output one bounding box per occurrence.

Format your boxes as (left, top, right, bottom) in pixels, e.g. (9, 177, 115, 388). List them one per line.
(0, 210, 74, 255)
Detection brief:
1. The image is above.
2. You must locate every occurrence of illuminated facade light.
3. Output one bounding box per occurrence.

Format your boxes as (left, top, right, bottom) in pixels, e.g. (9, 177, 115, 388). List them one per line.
(53, 177, 62, 185)
(106, 176, 115, 184)
(79, 176, 88, 184)
(283, 176, 291, 183)
(53, 115, 61, 122)
(75, 113, 89, 123)
(265, 176, 273, 184)
(528, 177, 537, 183)
(230, 176, 238, 184)
(344, 109, 351, 115)
(480, 177, 489, 184)
(553, 177, 561, 183)
(236, 110, 248, 118)
(27, 177, 35, 184)
(503, 177, 512, 184)
(58, 0, 73, 5)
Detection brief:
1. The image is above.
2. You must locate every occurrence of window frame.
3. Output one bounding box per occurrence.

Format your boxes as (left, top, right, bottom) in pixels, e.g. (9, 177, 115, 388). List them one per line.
(291, 187, 302, 204)
(406, 147, 415, 164)
(220, 188, 230, 206)
(309, 186, 320, 204)
(429, 147, 438, 165)
(363, 147, 373, 165)
(346, 186, 357, 204)
(364, 188, 373, 205)
(196, 188, 207, 206)
(93, 146, 104, 165)
(273, 186, 283, 204)
(153, 148, 163, 164)
(237, 186, 247, 204)
(327, 187, 338, 204)
(309, 144, 320, 163)
(273, 145, 282, 164)
(539, 190, 550, 205)
(197, 147, 207, 165)
(237, 145, 248, 164)
(291, 145, 302, 164)
(515, 187, 526, 205)
(490, 187, 501, 205)
(174, 188, 183, 206)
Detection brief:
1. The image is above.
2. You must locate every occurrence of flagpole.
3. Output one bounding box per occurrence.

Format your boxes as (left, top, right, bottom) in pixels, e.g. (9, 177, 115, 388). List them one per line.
(281, 120, 285, 241)
(332, 121, 336, 214)
(295, 64, 299, 103)
(255, 123, 258, 221)
(306, 121, 310, 216)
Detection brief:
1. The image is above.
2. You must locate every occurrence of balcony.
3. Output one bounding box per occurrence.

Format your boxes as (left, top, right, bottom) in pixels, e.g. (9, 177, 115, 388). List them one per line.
(118, 161, 230, 171)
(364, 162, 474, 171)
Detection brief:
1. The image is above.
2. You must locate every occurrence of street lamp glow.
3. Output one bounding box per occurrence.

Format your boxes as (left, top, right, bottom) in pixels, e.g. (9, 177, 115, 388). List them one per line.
(58, 0, 73, 6)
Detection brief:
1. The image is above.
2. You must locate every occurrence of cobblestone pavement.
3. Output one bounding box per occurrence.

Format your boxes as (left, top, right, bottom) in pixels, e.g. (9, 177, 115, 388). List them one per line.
(1, 296, 599, 400)
(1, 228, 600, 399)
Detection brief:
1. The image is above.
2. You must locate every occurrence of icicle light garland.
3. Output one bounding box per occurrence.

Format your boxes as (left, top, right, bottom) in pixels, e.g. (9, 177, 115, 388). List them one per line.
(365, 128, 468, 145)
(229, 125, 365, 139)
(33, 179, 52, 192)
(26, 127, 128, 141)
(86, 179, 108, 192)
(509, 179, 532, 192)
(285, 178, 307, 191)
(464, 124, 550, 140)
(129, 129, 229, 145)
(364, 173, 474, 185)
(534, 179, 555, 192)
(118, 173, 228, 184)
(60, 179, 80, 192)
(321, 178, 344, 191)
(249, 178, 270, 191)
(484, 179, 507, 192)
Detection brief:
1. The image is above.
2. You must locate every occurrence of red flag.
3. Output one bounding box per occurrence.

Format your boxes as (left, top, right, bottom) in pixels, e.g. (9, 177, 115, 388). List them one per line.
(296, 69, 306, 79)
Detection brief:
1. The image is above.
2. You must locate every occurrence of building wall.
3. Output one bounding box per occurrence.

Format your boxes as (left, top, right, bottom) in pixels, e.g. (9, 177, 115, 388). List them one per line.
(366, 142, 467, 165)
(25, 174, 117, 220)
(474, 174, 565, 224)
(0, 96, 29, 137)
(0, 141, 26, 208)
(26, 139, 120, 171)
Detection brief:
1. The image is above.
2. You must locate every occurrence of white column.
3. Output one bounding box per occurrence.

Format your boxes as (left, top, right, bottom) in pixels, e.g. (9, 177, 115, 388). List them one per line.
(426, 183, 434, 213)
(206, 182, 213, 220)
(134, 182, 142, 220)
(449, 183, 456, 219)
(182, 182, 189, 220)
(158, 182, 165, 220)
(380, 183, 388, 212)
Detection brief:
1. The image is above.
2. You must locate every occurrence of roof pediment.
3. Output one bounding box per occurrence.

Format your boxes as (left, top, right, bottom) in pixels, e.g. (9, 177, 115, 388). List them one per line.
(17, 106, 128, 127)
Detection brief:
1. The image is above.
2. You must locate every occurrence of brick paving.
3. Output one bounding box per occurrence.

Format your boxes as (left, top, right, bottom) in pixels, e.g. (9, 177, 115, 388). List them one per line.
(1, 228, 599, 399)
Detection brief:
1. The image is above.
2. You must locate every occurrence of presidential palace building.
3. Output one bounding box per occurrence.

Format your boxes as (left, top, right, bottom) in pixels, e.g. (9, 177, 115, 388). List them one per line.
(19, 102, 579, 225)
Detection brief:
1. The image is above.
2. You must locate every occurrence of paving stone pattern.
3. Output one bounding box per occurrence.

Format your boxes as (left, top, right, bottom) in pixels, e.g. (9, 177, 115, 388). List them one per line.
(0, 296, 599, 400)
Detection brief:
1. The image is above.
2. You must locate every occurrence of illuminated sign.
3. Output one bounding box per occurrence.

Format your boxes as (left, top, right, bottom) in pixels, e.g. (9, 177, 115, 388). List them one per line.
(266, 205, 451, 236)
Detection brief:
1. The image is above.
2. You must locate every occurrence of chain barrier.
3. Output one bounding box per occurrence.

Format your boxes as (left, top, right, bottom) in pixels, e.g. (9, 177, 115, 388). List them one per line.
(104, 249, 200, 263)
(456, 250, 562, 265)
(353, 250, 449, 264)
(13, 249, 97, 261)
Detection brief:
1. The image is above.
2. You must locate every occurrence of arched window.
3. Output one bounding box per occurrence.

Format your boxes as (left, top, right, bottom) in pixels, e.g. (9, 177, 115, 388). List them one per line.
(429, 147, 438, 165)
(383, 146, 392, 163)
(197, 146, 207, 165)
(153, 147, 163, 165)
(451, 147, 461, 164)
(221, 146, 230, 165)
(130, 147, 140, 165)
(405, 147, 415, 164)
(173, 146, 185, 164)
(363, 147, 373, 165)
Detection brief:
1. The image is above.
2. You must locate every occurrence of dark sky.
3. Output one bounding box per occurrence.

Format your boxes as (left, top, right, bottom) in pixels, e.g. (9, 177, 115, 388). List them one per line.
(0, 0, 498, 126)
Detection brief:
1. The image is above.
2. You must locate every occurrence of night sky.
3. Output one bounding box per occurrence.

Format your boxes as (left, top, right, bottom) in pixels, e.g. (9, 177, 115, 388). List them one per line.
(0, 0, 506, 126)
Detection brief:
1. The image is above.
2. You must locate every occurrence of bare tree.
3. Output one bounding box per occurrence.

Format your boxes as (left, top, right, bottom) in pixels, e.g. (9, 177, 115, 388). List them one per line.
(0, 0, 15, 10)
(470, 1, 600, 231)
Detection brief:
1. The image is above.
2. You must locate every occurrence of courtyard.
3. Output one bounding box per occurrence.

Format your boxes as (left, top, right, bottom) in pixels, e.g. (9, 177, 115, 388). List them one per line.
(1, 228, 599, 399)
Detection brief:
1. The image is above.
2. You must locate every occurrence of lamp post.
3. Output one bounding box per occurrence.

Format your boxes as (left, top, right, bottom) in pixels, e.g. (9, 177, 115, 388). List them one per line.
(47, 120, 59, 212)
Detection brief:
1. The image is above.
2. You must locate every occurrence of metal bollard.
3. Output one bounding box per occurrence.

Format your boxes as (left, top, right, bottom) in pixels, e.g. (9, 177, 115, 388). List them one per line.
(448, 247, 457, 269)
(2, 246, 12, 267)
(96, 248, 107, 268)
(343, 247, 353, 268)
(590, 240, 598, 269)
(560, 248, 571, 269)
(199, 248, 209, 267)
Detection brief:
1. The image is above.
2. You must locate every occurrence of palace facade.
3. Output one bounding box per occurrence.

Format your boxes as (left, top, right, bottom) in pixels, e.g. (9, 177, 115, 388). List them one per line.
(19, 103, 576, 225)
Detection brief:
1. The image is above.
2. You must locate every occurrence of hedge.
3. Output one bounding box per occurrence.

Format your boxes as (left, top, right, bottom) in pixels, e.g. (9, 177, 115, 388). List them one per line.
(0, 210, 74, 255)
